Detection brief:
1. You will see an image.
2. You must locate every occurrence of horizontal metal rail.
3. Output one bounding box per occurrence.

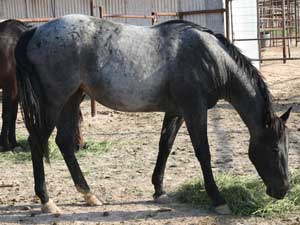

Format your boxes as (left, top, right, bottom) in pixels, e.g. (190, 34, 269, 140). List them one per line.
(251, 57, 300, 61)
(234, 36, 300, 41)
(103, 14, 155, 19)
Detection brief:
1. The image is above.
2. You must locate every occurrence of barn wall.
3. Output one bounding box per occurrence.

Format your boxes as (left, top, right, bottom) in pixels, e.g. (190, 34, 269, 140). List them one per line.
(232, 0, 259, 67)
(0, 0, 225, 33)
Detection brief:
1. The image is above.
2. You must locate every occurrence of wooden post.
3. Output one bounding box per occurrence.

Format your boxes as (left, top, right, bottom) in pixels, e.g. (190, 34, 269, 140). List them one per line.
(99, 6, 103, 18)
(90, 0, 96, 117)
(90, 0, 94, 16)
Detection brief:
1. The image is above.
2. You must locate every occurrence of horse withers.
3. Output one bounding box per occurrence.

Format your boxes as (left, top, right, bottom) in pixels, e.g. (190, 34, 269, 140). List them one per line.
(15, 14, 291, 215)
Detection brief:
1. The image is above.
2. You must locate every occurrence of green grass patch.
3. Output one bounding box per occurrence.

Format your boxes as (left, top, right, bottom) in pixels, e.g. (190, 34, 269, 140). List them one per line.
(0, 136, 112, 163)
(175, 172, 300, 218)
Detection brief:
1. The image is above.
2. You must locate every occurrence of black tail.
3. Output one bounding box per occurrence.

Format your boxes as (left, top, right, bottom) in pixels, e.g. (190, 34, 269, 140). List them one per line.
(15, 28, 50, 163)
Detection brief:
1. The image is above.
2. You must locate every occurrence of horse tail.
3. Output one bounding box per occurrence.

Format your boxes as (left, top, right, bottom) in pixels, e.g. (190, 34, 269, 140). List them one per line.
(15, 28, 50, 163)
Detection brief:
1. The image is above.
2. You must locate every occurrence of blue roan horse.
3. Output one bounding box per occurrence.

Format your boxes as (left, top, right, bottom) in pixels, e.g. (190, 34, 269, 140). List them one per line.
(15, 14, 291, 215)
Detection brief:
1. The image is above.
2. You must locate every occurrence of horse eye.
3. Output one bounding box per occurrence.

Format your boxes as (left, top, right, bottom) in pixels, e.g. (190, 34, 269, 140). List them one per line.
(273, 148, 279, 153)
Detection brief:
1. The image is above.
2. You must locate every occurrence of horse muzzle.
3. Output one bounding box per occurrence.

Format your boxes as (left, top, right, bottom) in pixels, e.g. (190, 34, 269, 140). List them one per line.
(266, 185, 289, 199)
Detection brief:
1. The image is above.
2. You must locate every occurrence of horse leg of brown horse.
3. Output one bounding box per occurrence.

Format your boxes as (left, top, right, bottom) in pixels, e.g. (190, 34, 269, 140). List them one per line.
(74, 93, 86, 151)
(8, 97, 18, 148)
(74, 109, 84, 151)
(0, 87, 13, 151)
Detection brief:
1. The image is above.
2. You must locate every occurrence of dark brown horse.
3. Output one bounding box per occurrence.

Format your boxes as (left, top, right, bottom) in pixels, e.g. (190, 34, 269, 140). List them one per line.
(0, 19, 28, 150)
(0, 19, 84, 151)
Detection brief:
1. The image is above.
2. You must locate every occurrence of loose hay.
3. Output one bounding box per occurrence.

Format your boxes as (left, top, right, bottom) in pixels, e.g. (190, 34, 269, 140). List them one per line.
(176, 172, 300, 218)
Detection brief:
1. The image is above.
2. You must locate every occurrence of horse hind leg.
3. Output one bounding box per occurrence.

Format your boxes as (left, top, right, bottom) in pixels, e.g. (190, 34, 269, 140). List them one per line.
(28, 118, 61, 214)
(55, 89, 102, 206)
(152, 113, 183, 202)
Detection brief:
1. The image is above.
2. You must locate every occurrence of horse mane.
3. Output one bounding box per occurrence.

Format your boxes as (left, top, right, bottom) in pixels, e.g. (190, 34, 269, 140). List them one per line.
(155, 20, 280, 130)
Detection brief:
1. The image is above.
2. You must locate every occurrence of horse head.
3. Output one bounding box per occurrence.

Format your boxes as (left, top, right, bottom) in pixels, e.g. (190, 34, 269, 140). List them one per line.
(249, 107, 292, 199)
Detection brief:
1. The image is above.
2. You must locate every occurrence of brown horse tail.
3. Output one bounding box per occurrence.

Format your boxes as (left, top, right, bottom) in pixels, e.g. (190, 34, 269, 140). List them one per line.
(15, 28, 50, 163)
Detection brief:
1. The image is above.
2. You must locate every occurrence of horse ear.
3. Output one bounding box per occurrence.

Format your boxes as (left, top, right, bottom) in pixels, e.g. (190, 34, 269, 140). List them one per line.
(280, 107, 292, 123)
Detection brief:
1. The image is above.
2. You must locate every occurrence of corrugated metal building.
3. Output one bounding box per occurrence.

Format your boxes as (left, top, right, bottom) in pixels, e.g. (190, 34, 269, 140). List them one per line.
(0, 0, 259, 65)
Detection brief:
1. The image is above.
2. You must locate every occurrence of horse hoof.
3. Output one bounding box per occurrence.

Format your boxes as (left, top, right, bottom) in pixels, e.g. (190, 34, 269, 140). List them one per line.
(214, 204, 232, 215)
(84, 193, 102, 206)
(154, 194, 173, 204)
(41, 199, 62, 215)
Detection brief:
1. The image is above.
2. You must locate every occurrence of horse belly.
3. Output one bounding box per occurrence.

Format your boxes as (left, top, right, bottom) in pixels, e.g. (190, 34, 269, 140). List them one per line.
(86, 71, 168, 112)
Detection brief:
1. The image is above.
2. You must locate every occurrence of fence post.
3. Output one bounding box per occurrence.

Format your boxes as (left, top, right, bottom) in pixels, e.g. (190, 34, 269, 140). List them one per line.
(99, 6, 103, 18)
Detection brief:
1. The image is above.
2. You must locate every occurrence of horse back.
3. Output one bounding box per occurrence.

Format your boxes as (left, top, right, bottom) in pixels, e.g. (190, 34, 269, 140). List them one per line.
(26, 15, 178, 112)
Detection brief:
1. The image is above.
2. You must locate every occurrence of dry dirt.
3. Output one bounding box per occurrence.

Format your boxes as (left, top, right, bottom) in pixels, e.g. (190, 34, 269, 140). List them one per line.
(0, 48, 300, 225)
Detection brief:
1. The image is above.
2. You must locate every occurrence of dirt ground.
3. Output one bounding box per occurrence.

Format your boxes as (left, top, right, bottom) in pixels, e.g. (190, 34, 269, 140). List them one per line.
(0, 48, 300, 225)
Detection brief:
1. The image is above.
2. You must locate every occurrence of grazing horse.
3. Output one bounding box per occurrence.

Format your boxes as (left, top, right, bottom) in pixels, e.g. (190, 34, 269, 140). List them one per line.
(0, 20, 28, 150)
(15, 14, 291, 215)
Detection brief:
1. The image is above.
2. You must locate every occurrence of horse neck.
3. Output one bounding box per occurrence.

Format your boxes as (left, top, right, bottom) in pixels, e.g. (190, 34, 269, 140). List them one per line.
(224, 69, 268, 136)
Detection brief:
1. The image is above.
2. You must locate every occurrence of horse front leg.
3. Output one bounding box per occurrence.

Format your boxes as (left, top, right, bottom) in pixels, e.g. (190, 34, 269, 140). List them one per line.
(182, 105, 231, 215)
(55, 90, 101, 207)
(152, 113, 183, 202)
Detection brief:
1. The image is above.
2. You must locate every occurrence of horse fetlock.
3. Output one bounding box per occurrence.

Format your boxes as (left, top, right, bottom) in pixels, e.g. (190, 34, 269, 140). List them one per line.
(214, 204, 232, 215)
(84, 193, 102, 206)
(76, 185, 89, 194)
(41, 199, 62, 215)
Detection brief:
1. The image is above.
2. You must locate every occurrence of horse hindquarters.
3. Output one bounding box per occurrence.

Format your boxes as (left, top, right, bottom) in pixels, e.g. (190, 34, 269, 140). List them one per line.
(15, 28, 60, 212)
